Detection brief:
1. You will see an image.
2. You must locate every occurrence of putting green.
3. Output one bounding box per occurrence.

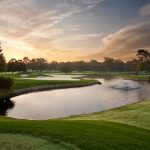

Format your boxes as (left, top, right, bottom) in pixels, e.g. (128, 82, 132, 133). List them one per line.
(0, 134, 77, 150)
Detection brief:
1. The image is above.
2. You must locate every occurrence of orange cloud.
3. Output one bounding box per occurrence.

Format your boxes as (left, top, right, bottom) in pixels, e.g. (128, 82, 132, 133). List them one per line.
(80, 22, 150, 61)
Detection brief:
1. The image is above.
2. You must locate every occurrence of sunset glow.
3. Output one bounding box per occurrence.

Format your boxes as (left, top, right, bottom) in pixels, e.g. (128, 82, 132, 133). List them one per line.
(0, 0, 150, 62)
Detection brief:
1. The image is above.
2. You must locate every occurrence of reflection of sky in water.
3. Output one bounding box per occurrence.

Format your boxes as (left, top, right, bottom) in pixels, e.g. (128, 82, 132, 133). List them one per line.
(7, 78, 150, 120)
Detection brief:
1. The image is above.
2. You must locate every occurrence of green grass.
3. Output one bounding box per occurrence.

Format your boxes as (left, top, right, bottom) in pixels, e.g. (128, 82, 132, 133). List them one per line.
(0, 134, 76, 150)
(0, 73, 150, 149)
(120, 74, 150, 80)
(87, 73, 150, 80)
(0, 73, 97, 90)
(0, 100, 150, 150)
(68, 100, 150, 130)
(13, 79, 96, 89)
(0, 119, 150, 150)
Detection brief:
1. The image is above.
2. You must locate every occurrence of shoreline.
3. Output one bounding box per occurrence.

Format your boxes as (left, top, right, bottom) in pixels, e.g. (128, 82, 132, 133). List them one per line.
(80, 75, 150, 81)
(10, 80, 101, 98)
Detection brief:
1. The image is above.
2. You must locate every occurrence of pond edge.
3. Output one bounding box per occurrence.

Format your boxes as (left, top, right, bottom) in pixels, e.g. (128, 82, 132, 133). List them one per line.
(10, 80, 101, 98)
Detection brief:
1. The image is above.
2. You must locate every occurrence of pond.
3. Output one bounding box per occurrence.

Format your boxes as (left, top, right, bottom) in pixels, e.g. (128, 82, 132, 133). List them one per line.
(2, 78, 150, 120)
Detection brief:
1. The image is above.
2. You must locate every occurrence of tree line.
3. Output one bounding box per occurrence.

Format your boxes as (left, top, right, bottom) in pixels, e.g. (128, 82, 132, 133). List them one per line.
(0, 44, 150, 74)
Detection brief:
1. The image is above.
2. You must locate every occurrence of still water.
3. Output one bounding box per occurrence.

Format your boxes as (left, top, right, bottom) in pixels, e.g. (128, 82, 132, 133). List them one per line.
(3, 78, 150, 120)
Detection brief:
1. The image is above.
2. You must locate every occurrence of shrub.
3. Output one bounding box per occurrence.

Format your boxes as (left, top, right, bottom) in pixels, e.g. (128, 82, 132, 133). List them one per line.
(0, 76, 14, 90)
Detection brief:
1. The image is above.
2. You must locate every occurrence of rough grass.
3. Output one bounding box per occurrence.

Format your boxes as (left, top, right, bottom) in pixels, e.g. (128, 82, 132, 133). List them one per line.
(68, 100, 150, 130)
(0, 134, 76, 150)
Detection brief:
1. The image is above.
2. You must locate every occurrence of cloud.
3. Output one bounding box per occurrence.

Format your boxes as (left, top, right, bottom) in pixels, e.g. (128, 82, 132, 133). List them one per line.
(80, 0, 104, 5)
(0, 0, 81, 39)
(140, 3, 150, 16)
(80, 21, 150, 61)
(1, 0, 148, 62)
(59, 33, 102, 41)
(0, 0, 85, 61)
(80, 0, 105, 9)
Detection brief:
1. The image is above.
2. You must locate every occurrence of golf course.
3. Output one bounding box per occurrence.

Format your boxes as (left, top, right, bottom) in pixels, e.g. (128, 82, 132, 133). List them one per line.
(0, 73, 150, 150)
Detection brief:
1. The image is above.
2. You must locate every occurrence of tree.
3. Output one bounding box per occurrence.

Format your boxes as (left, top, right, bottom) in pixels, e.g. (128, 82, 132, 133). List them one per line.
(7, 58, 17, 74)
(89, 60, 100, 71)
(136, 49, 150, 63)
(131, 59, 141, 75)
(136, 49, 150, 73)
(7, 59, 26, 73)
(17, 59, 26, 72)
(23, 57, 30, 72)
(29, 58, 48, 72)
(0, 43, 6, 72)
(104, 57, 114, 73)
(61, 62, 72, 73)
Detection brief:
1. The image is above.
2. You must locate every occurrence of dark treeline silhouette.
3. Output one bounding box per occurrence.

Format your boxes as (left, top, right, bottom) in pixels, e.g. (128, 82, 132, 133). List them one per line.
(0, 43, 6, 72)
(0, 44, 150, 74)
(6, 51, 150, 74)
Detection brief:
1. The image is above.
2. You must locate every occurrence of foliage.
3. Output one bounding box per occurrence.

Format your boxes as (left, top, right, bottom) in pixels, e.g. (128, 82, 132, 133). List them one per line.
(0, 76, 14, 90)
(7, 58, 26, 73)
(61, 62, 72, 73)
(0, 76, 14, 99)
(29, 58, 48, 72)
(5, 49, 150, 73)
(104, 57, 114, 73)
(0, 43, 6, 72)
(137, 49, 150, 63)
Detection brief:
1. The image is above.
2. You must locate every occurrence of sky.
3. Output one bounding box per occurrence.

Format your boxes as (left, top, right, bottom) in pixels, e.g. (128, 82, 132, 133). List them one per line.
(0, 0, 150, 62)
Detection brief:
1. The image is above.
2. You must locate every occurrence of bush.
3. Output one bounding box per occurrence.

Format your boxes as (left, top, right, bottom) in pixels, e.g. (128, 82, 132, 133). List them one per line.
(0, 76, 14, 90)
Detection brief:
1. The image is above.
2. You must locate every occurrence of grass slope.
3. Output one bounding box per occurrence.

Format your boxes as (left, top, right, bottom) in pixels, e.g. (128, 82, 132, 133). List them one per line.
(0, 119, 150, 150)
(68, 100, 150, 130)
(0, 134, 75, 150)
(0, 100, 150, 149)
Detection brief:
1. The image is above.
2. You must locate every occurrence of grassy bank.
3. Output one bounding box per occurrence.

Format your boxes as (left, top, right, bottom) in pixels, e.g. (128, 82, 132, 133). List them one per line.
(0, 73, 150, 149)
(67, 100, 150, 130)
(82, 72, 150, 81)
(0, 100, 150, 150)
(13, 79, 97, 90)
(0, 73, 98, 90)
(0, 119, 150, 150)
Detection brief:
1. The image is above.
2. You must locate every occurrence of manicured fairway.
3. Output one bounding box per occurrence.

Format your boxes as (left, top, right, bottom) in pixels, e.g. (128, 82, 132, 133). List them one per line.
(13, 79, 96, 89)
(0, 119, 150, 150)
(0, 73, 150, 150)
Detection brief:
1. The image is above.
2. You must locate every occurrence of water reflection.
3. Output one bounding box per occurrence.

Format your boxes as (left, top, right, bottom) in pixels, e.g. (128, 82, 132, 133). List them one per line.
(7, 78, 150, 120)
(0, 98, 14, 116)
(110, 80, 141, 90)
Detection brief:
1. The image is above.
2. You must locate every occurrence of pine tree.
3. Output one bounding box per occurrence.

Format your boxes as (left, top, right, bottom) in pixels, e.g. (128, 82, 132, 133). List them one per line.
(0, 42, 6, 72)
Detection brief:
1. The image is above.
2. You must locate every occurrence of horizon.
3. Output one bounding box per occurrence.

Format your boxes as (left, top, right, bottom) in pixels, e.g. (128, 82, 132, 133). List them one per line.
(0, 0, 150, 62)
